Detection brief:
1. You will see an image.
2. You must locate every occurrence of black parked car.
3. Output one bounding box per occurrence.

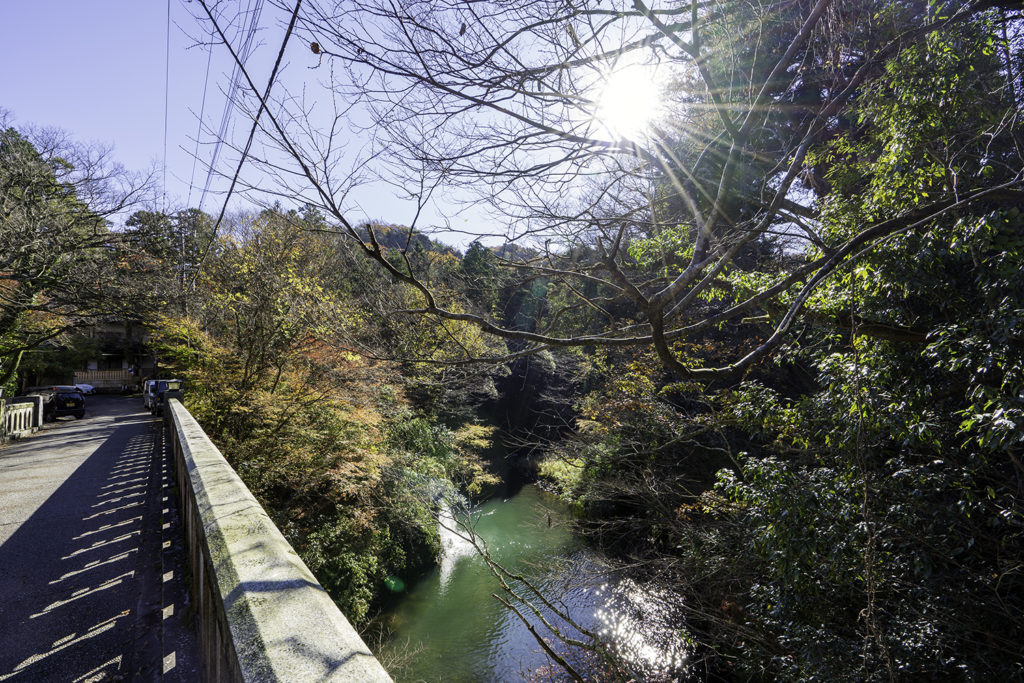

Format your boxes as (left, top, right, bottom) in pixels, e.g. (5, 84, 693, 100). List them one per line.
(49, 385, 86, 420)
(25, 386, 86, 421)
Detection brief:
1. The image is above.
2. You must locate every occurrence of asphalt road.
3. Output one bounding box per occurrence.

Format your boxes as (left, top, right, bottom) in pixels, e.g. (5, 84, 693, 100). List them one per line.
(0, 395, 198, 682)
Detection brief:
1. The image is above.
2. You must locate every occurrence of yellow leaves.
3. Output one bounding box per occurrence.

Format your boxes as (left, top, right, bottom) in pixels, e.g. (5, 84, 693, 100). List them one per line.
(538, 455, 586, 495)
(611, 361, 659, 398)
(675, 490, 739, 523)
(454, 422, 496, 451)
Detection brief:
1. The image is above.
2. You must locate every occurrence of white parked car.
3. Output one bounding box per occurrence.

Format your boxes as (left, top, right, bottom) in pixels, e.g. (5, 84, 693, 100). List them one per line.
(75, 383, 95, 395)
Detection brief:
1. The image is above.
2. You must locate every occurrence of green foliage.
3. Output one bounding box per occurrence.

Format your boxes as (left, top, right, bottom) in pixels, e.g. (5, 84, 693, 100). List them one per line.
(385, 415, 499, 496)
(123, 208, 216, 313)
(626, 224, 693, 277)
(0, 128, 106, 383)
(0, 124, 164, 387)
(19, 334, 100, 381)
(152, 209, 502, 626)
(156, 310, 443, 624)
(539, 351, 733, 555)
(693, 26, 1024, 671)
(460, 240, 503, 312)
(534, 8, 1024, 680)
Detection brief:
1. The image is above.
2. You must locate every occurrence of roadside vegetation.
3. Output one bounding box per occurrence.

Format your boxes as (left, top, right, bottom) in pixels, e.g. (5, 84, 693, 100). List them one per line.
(149, 209, 503, 624)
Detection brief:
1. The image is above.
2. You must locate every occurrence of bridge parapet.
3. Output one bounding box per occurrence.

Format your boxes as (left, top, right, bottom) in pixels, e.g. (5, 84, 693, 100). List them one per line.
(1, 399, 37, 440)
(165, 398, 393, 682)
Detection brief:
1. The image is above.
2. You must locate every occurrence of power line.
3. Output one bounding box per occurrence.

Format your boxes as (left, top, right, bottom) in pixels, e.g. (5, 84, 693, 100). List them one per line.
(163, 0, 171, 209)
(187, 29, 215, 208)
(198, 0, 252, 209)
(199, 0, 263, 210)
(191, 0, 304, 282)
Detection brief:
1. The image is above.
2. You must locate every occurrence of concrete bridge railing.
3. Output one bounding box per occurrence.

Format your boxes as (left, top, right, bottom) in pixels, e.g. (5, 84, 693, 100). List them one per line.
(165, 398, 393, 682)
(1, 400, 37, 440)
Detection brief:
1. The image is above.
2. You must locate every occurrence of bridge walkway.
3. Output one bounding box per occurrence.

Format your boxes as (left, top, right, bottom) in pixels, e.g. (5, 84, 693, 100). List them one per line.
(0, 395, 199, 681)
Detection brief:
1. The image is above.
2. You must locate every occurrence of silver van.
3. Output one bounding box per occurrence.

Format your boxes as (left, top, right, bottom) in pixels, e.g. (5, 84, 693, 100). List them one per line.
(143, 378, 184, 415)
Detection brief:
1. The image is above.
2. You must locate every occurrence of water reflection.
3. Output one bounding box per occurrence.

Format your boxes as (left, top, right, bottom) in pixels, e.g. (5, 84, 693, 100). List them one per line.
(593, 579, 689, 677)
(377, 485, 688, 682)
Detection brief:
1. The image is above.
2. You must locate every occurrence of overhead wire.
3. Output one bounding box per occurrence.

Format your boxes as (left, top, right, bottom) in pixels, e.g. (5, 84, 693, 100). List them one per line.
(190, 0, 304, 283)
(187, 24, 215, 208)
(198, 1, 248, 208)
(163, 0, 171, 209)
(198, 0, 263, 210)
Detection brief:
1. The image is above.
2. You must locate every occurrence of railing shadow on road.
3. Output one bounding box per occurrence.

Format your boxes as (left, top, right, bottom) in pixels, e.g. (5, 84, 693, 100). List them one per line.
(0, 418, 183, 681)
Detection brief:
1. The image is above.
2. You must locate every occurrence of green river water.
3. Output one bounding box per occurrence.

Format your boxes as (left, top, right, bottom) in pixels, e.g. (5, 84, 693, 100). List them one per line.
(376, 485, 687, 682)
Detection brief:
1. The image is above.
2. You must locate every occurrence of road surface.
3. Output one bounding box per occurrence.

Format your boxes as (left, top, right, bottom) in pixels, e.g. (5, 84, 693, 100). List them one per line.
(0, 395, 199, 681)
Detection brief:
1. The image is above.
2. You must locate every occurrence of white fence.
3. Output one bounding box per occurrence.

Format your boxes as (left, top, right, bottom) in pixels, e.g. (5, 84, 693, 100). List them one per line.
(74, 369, 136, 390)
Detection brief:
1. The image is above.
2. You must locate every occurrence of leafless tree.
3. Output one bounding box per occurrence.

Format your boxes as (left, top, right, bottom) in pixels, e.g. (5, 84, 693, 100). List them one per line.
(190, 0, 1024, 379)
(0, 112, 156, 384)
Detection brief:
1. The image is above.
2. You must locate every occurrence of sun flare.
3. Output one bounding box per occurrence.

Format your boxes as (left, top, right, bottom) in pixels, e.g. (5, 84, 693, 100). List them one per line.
(594, 63, 663, 141)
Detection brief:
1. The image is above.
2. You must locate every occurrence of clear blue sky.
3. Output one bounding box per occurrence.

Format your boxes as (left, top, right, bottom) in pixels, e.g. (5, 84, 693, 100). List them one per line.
(2, 1, 218, 207)
(0, 1, 476, 242)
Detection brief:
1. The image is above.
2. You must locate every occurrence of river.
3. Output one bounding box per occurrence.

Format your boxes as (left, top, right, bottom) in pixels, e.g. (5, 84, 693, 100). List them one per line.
(375, 484, 688, 682)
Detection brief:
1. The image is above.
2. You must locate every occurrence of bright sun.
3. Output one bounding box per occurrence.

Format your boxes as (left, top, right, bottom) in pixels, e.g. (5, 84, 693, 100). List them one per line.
(594, 63, 663, 141)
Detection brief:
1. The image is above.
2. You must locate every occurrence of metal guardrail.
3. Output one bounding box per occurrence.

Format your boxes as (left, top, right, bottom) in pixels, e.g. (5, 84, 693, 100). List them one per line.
(164, 399, 393, 682)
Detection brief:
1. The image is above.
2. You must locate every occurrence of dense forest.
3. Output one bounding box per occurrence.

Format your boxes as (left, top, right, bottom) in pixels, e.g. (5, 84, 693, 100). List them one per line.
(4, 0, 1024, 679)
